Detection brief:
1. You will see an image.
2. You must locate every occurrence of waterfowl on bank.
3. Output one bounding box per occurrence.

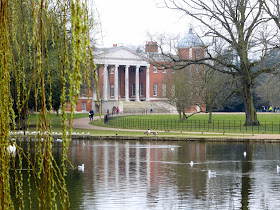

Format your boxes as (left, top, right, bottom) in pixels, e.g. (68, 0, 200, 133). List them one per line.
(144, 128, 151, 136)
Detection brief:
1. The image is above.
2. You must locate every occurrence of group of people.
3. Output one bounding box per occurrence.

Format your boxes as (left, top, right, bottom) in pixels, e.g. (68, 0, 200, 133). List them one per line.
(111, 106, 120, 115)
(262, 106, 280, 113)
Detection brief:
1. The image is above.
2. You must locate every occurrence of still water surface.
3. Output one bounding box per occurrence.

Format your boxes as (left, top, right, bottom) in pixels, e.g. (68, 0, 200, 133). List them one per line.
(13, 139, 280, 209)
(65, 140, 280, 210)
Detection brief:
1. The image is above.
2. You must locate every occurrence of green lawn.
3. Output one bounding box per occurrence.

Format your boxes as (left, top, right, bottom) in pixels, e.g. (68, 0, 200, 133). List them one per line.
(21, 112, 280, 136)
(27, 113, 89, 130)
(102, 113, 280, 134)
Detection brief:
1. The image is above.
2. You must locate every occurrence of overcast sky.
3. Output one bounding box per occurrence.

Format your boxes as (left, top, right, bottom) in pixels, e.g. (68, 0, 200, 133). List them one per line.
(93, 0, 192, 48)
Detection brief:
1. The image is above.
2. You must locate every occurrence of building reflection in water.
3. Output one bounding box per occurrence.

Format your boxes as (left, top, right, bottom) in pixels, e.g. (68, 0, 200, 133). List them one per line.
(65, 140, 280, 209)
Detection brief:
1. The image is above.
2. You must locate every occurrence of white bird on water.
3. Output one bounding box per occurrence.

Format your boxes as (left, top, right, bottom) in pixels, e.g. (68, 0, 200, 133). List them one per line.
(208, 170, 216, 178)
(277, 165, 280, 172)
(243, 151, 247, 157)
(190, 161, 194, 167)
(78, 164, 85, 171)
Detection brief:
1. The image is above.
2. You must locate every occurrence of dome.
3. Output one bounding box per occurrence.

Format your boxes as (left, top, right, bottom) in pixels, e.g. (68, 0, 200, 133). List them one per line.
(178, 28, 203, 48)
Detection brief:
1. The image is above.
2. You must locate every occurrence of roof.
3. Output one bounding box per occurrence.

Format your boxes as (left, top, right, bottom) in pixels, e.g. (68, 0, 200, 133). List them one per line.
(178, 28, 203, 48)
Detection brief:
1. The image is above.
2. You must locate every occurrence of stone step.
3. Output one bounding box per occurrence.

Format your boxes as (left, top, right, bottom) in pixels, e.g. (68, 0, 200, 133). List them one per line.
(122, 101, 176, 114)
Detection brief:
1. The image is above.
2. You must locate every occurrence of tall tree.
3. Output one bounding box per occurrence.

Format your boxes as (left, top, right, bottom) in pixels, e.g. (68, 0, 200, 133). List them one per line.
(0, 0, 97, 209)
(158, 0, 279, 125)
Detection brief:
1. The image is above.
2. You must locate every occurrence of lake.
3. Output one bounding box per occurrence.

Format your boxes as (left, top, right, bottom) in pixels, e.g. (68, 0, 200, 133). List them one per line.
(12, 139, 280, 209)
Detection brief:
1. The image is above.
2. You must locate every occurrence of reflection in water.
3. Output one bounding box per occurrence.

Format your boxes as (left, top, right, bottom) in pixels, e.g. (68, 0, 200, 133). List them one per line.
(12, 140, 280, 209)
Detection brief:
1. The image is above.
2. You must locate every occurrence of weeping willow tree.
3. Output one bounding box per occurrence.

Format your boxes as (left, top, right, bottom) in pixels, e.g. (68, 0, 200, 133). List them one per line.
(0, 0, 98, 209)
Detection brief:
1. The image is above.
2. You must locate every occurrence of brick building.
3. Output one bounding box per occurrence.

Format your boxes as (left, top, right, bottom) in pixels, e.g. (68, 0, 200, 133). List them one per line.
(74, 29, 204, 113)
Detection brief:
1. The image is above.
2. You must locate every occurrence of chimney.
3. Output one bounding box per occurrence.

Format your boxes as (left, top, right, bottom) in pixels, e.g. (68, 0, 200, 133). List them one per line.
(145, 41, 158, 53)
(113, 44, 117, 47)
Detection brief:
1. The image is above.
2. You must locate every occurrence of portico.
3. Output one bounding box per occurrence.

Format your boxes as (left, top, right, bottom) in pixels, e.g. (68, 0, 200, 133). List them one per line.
(95, 46, 151, 102)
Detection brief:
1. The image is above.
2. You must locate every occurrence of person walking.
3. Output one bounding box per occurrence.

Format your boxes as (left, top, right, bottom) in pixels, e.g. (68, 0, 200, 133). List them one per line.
(89, 110, 94, 121)
(150, 105, 153, 114)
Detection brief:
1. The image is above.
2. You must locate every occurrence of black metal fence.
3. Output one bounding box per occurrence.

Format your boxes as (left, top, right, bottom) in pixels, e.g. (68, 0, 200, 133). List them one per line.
(105, 116, 280, 134)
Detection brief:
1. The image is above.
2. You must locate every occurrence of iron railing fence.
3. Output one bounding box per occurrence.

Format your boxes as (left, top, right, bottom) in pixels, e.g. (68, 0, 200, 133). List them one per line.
(105, 116, 280, 134)
(121, 109, 172, 115)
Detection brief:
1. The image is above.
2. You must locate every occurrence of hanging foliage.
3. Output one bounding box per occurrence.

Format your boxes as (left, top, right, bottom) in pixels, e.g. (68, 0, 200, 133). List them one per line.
(0, 0, 97, 209)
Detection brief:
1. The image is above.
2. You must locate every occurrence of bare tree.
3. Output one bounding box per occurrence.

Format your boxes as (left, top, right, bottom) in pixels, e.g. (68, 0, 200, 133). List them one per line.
(255, 73, 280, 108)
(203, 69, 236, 123)
(165, 66, 201, 120)
(155, 0, 280, 125)
(263, 0, 280, 30)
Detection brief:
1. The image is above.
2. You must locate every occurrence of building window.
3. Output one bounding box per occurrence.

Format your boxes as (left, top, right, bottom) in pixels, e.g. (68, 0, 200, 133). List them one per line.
(82, 102, 86, 111)
(110, 67, 114, 74)
(132, 84, 135, 96)
(153, 66, 158, 73)
(162, 67, 166, 73)
(196, 50, 201, 59)
(140, 83, 144, 96)
(153, 83, 158, 96)
(110, 85, 114, 97)
(162, 84, 166, 97)
(80, 88, 86, 96)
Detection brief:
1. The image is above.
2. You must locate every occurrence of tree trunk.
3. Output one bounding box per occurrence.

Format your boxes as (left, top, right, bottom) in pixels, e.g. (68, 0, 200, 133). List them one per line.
(208, 107, 213, 123)
(241, 78, 260, 126)
(178, 110, 182, 121)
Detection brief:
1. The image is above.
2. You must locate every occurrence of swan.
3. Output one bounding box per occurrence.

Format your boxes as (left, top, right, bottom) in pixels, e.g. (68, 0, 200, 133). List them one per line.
(190, 161, 194, 167)
(243, 151, 247, 157)
(78, 164, 85, 171)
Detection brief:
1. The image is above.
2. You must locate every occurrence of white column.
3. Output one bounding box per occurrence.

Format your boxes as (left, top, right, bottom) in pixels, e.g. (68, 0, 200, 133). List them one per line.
(125, 65, 129, 101)
(107, 67, 110, 100)
(103, 64, 108, 101)
(114, 65, 119, 101)
(93, 75, 97, 101)
(146, 65, 150, 101)
(135, 65, 140, 102)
